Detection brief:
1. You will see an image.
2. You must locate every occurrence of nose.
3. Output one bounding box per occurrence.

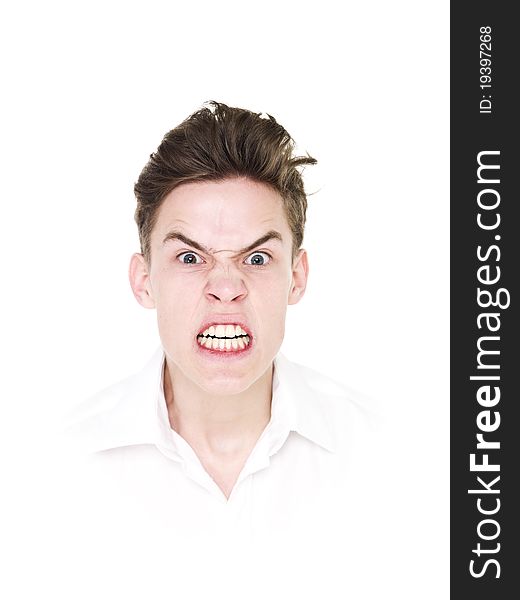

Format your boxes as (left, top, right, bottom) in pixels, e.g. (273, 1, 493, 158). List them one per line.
(204, 268, 248, 304)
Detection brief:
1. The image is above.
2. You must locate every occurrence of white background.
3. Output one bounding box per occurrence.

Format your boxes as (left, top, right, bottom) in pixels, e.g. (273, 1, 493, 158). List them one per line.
(1, 1, 449, 597)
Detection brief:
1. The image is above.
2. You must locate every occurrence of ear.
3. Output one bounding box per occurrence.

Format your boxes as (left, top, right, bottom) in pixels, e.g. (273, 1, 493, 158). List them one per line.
(288, 249, 309, 305)
(129, 253, 156, 309)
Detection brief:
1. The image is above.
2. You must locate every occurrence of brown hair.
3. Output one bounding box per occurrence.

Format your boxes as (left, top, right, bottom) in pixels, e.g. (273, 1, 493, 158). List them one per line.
(134, 101, 316, 264)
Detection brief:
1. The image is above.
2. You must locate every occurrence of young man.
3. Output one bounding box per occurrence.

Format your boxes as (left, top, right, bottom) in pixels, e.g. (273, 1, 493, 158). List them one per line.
(66, 102, 386, 598)
(127, 102, 313, 500)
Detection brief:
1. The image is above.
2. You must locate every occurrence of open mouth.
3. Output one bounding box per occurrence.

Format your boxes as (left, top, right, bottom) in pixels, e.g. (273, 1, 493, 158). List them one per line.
(197, 324, 251, 352)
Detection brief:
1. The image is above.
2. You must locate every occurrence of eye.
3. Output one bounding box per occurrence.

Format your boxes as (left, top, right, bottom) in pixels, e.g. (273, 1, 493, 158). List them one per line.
(244, 251, 271, 266)
(177, 251, 204, 265)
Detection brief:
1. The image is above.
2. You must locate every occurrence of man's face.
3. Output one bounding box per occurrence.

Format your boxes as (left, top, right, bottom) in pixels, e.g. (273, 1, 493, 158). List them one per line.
(129, 177, 308, 395)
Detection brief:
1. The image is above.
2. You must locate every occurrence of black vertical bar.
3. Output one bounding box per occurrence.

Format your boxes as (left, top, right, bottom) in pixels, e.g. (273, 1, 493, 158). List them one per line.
(451, 3, 519, 597)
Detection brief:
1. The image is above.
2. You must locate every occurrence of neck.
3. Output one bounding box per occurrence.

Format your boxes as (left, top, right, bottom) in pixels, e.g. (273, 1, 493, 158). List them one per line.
(163, 361, 273, 457)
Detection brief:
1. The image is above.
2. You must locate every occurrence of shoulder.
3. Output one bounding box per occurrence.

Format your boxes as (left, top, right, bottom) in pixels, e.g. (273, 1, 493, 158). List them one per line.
(62, 348, 164, 454)
(66, 376, 134, 425)
(276, 353, 377, 415)
(275, 354, 382, 452)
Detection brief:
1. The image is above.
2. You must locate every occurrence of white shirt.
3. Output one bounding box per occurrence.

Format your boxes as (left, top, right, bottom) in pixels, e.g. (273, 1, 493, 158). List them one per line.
(60, 349, 392, 600)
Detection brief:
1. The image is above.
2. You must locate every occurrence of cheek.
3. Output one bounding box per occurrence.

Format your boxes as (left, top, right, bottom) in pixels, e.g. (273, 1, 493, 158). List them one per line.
(258, 269, 292, 302)
(251, 275, 290, 326)
(152, 273, 204, 329)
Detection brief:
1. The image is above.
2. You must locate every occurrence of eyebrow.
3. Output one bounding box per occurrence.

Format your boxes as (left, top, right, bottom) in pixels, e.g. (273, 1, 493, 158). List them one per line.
(162, 229, 283, 256)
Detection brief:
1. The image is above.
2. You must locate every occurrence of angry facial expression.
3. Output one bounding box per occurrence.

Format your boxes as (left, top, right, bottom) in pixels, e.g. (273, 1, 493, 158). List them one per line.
(129, 177, 308, 396)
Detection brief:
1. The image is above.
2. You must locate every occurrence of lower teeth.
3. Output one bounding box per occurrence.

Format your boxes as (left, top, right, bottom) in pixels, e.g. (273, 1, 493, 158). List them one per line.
(198, 336, 250, 351)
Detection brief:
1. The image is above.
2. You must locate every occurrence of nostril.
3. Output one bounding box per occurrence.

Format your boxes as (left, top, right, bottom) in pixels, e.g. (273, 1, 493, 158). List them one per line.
(204, 275, 247, 303)
(205, 288, 247, 303)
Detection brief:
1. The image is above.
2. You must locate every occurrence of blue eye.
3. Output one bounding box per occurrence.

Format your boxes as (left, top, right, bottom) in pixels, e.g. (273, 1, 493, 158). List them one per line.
(244, 252, 271, 266)
(178, 252, 204, 265)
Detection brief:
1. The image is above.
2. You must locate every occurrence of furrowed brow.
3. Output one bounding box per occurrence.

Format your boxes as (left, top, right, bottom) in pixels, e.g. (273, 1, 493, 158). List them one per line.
(162, 231, 210, 254)
(162, 229, 283, 255)
(235, 231, 283, 255)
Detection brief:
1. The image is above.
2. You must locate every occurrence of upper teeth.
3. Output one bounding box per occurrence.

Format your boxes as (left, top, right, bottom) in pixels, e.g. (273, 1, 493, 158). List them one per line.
(199, 324, 248, 338)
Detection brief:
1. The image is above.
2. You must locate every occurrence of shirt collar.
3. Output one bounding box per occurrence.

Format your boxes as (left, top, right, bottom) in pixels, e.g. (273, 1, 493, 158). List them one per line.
(271, 353, 336, 453)
(77, 347, 336, 455)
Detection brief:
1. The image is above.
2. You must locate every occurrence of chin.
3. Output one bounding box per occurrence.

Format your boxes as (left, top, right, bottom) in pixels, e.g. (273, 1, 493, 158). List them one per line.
(201, 383, 250, 397)
(194, 353, 277, 396)
(196, 370, 257, 396)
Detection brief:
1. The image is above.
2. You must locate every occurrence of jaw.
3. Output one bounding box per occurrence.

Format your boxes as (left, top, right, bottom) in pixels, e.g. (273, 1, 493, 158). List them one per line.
(163, 325, 279, 398)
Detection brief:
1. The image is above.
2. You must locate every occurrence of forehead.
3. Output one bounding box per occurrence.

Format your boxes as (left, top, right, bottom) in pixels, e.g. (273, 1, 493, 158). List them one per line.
(152, 178, 291, 247)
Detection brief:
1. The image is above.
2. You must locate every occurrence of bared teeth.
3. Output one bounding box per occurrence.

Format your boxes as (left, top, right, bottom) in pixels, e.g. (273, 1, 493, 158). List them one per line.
(197, 325, 252, 352)
(198, 324, 249, 339)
